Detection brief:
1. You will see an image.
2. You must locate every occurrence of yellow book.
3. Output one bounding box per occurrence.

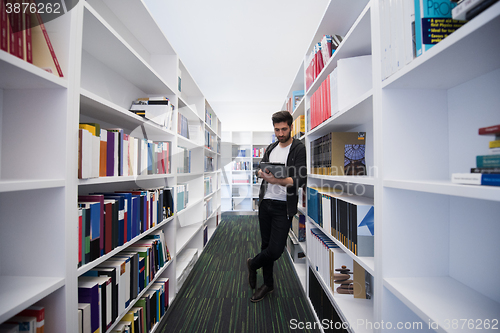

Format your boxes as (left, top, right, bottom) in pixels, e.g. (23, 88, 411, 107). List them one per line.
(79, 124, 98, 137)
(489, 140, 500, 148)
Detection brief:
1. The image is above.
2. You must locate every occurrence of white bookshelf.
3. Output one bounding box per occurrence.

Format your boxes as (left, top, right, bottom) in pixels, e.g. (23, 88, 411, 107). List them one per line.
(0, 0, 221, 331)
(221, 130, 275, 212)
(282, 0, 500, 332)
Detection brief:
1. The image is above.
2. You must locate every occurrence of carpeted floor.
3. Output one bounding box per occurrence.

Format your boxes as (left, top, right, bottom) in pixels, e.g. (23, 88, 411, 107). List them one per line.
(158, 214, 320, 333)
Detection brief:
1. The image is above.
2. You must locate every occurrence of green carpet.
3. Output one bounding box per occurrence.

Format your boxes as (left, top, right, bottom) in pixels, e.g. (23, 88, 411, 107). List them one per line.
(158, 214, 320, 333)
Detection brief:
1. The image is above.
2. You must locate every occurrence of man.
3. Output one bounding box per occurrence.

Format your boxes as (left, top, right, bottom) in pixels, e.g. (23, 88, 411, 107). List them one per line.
(247, 110, 307, 302)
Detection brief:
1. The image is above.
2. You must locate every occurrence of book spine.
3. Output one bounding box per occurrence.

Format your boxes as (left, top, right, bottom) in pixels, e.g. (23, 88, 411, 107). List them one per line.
(34, 11, 63, 77)
(471, 167, 500, 173)
(0, 0, 7, 51)
(476, 154, 500, 168)
(478, 124, 500, 135)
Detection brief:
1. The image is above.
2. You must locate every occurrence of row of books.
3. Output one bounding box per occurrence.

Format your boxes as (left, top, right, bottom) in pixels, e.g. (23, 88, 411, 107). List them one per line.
(78, 123, 172, 179)
(233, 148, 251, 158)
(0, 0, 63, 77)
(291, 115, 305, 139)
(452, 0, 499, 20)
(204, 129, 218, 152)
(253, 147, 266, 158)
(204, 175, 213, 197)
(204, 155, 214, 172)
(129, 97, 174, 131)
(205, 108, 219, 134)
(310, 132, 366, 176)
(452, 124, 500, 186)
(0, 306, 44, 333)
(308, 55, 372, 131)
(232, 173, 251, 184)
(381, 0, 465, 80)
(305, 35, 343, 91)
(176, 146, 191, 174)
(285, 90, 304, 113)
(307, 187, 375, 257)
(232, 161, 251, 170)
(78, 187, 174, 267)
(291, 213, 306, 242)
(177, 183, 189, 212)
(78, 235, 170, 333)
(177, 113, 190, 139)
(308, 227, 372, 298)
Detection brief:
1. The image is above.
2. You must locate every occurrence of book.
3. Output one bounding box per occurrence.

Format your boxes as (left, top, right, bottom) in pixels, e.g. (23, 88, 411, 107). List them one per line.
(465, 0, 498, 19)
(452, 0, 489, 19)
(452, 172, 500, 186)
(16, 306, 44, 333)
(478, 124, 500, 135)
(471, 167, 500, 173)
(78, 303, 91, 333)
(476, 154, 500, 168)
(78, 280, 100, 333)
(414, 0, 465, 57)
(30, 7, 63, 76)
(79, 275, 112, 331)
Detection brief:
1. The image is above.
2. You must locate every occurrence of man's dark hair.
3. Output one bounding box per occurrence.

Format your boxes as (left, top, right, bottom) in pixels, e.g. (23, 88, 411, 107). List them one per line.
(272, 111, 293, 127)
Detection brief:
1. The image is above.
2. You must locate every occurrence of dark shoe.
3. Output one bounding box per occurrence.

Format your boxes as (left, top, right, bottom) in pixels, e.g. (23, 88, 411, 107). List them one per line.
(250, 284, 274, 303)
(247, 258, 257, 289)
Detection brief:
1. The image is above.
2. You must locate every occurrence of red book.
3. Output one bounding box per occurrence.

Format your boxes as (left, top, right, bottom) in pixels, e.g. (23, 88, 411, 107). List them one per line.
(0, 0, 8, 52)
(17, 306, 45, 333)
(24, 9, 32, 63)
(479, 124, 500, 135)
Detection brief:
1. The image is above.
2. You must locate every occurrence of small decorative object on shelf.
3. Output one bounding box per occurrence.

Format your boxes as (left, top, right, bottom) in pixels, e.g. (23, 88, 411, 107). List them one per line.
(334, 265, 353, 294)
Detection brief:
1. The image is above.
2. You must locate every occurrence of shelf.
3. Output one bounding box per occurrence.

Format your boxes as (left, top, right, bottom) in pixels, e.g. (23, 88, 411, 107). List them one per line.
(78, 173, 174, 186)
(307, 90, 373, 137)
(105, 259, 172, 333)
(0, 52, 67, 89)
(176, 224, 203, 255)
(177, 134, 201, 150)
(82, 3, 174, 96)
(0, 276, 65, 324)
(308, 217, 374, 276)
(384, 179, 500, 202)
(383, 1, 500, 90)
(306, 2, 372, 96)
(309, 265, 374, 333)
(80, 89, 176, 138)
(384, 277, 500, 333)
(308, 174, 376, 186)
(77, 216, 174, 276)
(0, 179, 65, 193)
(178, 96, 203, 122)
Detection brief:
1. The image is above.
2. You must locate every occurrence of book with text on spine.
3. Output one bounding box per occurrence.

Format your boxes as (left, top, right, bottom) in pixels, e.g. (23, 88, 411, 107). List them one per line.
(452, 172, 500, 186)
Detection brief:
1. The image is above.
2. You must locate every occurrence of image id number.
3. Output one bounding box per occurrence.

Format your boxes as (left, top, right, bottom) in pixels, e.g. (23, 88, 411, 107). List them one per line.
(5, 2, 61, 14)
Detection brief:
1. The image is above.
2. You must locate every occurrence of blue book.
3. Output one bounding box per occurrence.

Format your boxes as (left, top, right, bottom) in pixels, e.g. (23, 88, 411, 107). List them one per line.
(78, 201, 101, 261)
(78, 280, 100, 333)
(476, 154, 500, 168)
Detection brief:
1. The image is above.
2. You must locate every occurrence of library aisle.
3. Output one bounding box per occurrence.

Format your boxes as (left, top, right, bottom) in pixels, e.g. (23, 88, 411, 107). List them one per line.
(157, 214, 320, 333)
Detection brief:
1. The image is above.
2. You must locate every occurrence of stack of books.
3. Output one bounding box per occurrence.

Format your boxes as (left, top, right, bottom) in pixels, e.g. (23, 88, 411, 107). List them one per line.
(129, 97, 174, 130)
(452, 124, 500, 186)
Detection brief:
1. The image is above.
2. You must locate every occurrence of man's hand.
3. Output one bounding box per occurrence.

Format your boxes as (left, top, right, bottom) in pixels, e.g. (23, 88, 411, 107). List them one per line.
(260, 168, 293, 187)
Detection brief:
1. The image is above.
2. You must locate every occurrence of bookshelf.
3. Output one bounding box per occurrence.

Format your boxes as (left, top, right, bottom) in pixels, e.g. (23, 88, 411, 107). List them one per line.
(221, 130, 275, 212)
(283, 0, 500, 332)
(0, 0, 221, 332)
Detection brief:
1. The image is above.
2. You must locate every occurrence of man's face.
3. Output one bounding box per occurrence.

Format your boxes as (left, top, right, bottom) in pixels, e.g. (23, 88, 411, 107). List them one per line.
(274, 121, 292, 143)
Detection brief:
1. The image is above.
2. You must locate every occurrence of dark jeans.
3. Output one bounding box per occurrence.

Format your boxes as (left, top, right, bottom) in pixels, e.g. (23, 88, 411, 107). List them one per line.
(250, 199, 292, 289)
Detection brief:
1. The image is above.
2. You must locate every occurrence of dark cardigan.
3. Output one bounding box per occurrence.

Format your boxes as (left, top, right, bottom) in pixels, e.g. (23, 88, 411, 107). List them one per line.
(256, 138, 307, 217)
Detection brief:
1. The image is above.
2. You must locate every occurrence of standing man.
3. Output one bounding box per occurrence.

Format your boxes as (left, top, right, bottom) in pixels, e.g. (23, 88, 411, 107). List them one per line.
(247, 111, 307, 302)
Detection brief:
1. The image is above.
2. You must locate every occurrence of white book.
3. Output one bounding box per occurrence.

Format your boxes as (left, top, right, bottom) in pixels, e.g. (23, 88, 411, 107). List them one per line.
(78, 303, 91, 333)
(452, 0, 485, 20)
(322, 195, 332, 236)
(123, 136, 129, 177)
(6, 316, 36, 333)
(403, 0, 416, 65)
(91, 133, 100, 178)
(79, 128, 93, 179)
(97, 260, 127, 316)
(451, 173, 482, 185)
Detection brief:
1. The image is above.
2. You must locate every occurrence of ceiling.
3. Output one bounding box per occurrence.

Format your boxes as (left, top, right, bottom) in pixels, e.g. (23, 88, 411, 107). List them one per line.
(143, 0, 329, 130)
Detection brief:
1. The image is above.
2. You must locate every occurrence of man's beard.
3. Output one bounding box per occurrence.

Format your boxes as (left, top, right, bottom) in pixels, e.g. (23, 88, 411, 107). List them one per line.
(278, 132, 291, 143)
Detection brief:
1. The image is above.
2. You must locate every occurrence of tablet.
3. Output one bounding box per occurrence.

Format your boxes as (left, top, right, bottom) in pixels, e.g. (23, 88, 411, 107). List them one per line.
(260, 162, 289, 179)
